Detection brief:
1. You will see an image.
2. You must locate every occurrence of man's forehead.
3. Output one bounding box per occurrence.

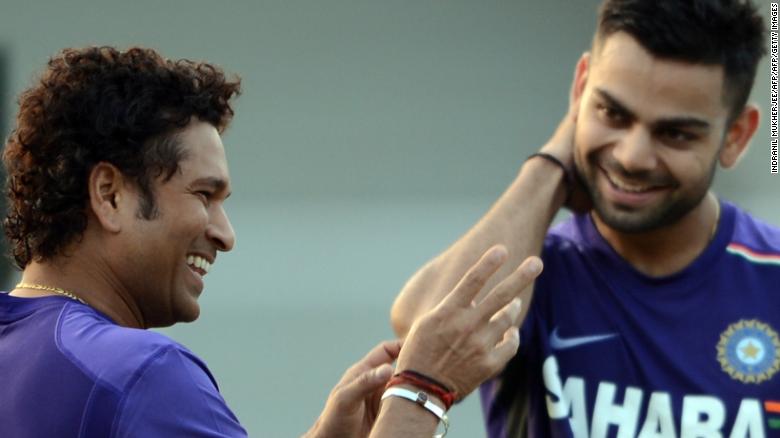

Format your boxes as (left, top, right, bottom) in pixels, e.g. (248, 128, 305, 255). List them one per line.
(176, 155, 231, 187)
(190, 175, 232, 193)
(588, 33, 729, 121)
(172, 121, 231, 188)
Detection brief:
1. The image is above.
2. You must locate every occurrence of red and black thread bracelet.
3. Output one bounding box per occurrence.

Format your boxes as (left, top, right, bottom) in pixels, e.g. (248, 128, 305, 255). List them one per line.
(386, 370, 458, 410)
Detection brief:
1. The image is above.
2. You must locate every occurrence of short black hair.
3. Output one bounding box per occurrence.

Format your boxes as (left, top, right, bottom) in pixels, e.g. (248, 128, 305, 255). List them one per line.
(4, 46, 241, 269)
(594, 0, 766, 118)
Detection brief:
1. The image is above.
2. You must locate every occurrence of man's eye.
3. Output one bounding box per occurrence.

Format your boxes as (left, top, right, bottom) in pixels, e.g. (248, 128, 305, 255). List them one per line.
(659, 128, 696, 144)
(195, 191, 212, 204)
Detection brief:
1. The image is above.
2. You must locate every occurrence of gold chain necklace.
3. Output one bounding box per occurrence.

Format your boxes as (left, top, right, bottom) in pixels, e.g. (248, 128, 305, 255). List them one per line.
(15, 283, 88, 305)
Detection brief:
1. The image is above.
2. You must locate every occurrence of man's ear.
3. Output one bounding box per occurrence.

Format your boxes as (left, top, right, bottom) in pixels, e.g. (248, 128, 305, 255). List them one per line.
(88, 162, 127, 233)
(719, 104, 759, 169)
(569, 52, 590, 116)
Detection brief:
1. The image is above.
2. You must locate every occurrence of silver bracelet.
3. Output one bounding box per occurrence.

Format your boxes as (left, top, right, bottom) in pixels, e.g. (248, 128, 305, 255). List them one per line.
(381, 387, 449, 438)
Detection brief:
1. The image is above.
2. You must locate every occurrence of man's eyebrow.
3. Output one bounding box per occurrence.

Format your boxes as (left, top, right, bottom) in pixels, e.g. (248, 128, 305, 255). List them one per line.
(594, 88, 711, 131)
(594, 88, 635, 119)
(652, 116, 711, 131)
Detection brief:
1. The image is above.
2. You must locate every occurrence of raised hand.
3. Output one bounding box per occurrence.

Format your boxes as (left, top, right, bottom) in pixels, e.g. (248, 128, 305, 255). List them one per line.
(303, 340, 401, 438)
(394, 245, 542, 398)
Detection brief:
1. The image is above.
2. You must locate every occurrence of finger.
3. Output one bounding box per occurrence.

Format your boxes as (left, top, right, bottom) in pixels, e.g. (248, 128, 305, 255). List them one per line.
(442, 245, 508, 309)
(485, 298, 523, 346)
(477, 256, 542, 322)
(341, 340, 402, 382)
(488, 327, 521, 373)
(334, 364, 394, 410)
(361, 339, 402, 367)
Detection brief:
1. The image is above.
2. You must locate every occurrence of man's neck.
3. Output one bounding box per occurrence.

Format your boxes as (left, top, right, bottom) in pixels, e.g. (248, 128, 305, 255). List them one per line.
(13, 254, 146, 328)
(592, 193, 720, 277)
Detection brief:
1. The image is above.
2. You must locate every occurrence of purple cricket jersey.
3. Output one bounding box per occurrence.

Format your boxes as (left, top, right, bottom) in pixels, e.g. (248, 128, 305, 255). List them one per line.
(0, 295, 247, 437)
(481, 201, 780, 438)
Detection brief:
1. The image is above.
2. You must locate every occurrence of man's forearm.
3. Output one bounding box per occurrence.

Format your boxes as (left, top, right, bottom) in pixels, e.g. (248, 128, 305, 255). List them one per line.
(391, 153, 568, 337)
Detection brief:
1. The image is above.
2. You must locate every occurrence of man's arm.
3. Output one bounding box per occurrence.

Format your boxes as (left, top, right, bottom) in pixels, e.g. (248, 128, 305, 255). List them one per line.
(370, 248, 544, 438)
(306, 246, 543, 438)
(114, 346, 248, 438)
(391, 53, 590, 338)
(390, 117, 574, 338)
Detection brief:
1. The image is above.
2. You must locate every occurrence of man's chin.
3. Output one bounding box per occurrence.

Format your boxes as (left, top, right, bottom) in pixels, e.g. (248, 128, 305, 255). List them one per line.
(176, 301, 201, 323)
(158, 296, 201, 327)
(593, 203, 669, 234)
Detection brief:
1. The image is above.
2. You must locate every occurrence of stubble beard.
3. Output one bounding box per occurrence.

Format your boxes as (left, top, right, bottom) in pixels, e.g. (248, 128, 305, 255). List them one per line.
(574, 151, 718, 234)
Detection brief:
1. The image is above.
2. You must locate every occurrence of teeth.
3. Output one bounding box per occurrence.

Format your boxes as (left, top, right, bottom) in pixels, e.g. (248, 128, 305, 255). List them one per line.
(187, 255, 211, 274)
(605, 172, 652, 193)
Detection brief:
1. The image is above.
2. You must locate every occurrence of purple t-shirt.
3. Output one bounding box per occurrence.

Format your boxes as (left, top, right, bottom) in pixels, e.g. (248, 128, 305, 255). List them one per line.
(481, 201, 780, 437)
(0, 294, 247, 437)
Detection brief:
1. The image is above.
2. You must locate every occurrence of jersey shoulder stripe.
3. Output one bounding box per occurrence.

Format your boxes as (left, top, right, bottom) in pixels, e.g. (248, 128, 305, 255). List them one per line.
(727, 204, 780, 266)
(726, 242, 780, 266)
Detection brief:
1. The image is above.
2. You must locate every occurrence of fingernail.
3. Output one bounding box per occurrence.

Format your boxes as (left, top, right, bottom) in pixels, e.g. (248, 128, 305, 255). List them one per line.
(524, 258, 542, 275)
(512, 297, 523, 311)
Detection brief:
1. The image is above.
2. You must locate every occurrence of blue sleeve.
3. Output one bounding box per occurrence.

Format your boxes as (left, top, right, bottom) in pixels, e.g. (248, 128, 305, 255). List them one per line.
(113, 346, 248, 438)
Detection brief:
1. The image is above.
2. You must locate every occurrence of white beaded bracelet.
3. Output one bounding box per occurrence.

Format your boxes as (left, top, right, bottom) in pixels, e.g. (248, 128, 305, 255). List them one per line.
(381, 387, 450, 437)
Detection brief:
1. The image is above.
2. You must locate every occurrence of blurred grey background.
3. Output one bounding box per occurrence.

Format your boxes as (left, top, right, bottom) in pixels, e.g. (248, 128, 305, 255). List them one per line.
(0, 1, 776, 436)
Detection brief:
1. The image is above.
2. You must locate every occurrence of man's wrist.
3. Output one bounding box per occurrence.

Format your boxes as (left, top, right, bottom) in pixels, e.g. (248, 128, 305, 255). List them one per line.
(537, 142, 574, 170)
(380, 385, 450, 437)
(392, 384, 447, 412)
(387, 370, 457, 409)
(523, 152, 571, 205)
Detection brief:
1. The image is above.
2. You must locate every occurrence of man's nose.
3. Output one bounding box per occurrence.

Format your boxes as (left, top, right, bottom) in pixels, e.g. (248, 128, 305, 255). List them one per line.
(611, 126, 657, 173)
(207, 206, 235, 252)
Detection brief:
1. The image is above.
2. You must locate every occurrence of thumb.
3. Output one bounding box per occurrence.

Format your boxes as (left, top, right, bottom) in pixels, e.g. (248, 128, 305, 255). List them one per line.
(337, 364, 393, 406)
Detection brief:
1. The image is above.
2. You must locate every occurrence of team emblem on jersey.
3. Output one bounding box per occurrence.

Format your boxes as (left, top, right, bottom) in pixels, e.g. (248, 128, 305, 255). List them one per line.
(717, 319, 780, 384)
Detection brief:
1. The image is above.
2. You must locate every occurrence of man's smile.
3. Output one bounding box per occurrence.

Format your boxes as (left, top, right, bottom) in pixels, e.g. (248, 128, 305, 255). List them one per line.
(186, 254, 212, 277)
(598, 166, 671, 208)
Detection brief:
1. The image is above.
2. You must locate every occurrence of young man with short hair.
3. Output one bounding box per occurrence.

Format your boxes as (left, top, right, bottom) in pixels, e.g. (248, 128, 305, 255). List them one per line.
(392, 1, 777, 436)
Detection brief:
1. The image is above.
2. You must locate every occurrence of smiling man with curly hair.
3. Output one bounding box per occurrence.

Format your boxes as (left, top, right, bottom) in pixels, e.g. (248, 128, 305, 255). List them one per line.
(0, 46, 248, 437)
(0, 46, 547, 438)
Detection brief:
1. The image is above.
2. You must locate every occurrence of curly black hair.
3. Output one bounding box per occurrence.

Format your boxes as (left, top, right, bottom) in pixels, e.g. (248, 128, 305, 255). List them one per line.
(3, 46, 241, 269)
(595, 0, 766, 118)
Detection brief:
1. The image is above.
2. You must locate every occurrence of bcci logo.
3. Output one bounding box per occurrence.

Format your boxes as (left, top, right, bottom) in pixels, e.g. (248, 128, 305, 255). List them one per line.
(717, 319, 780, 384)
